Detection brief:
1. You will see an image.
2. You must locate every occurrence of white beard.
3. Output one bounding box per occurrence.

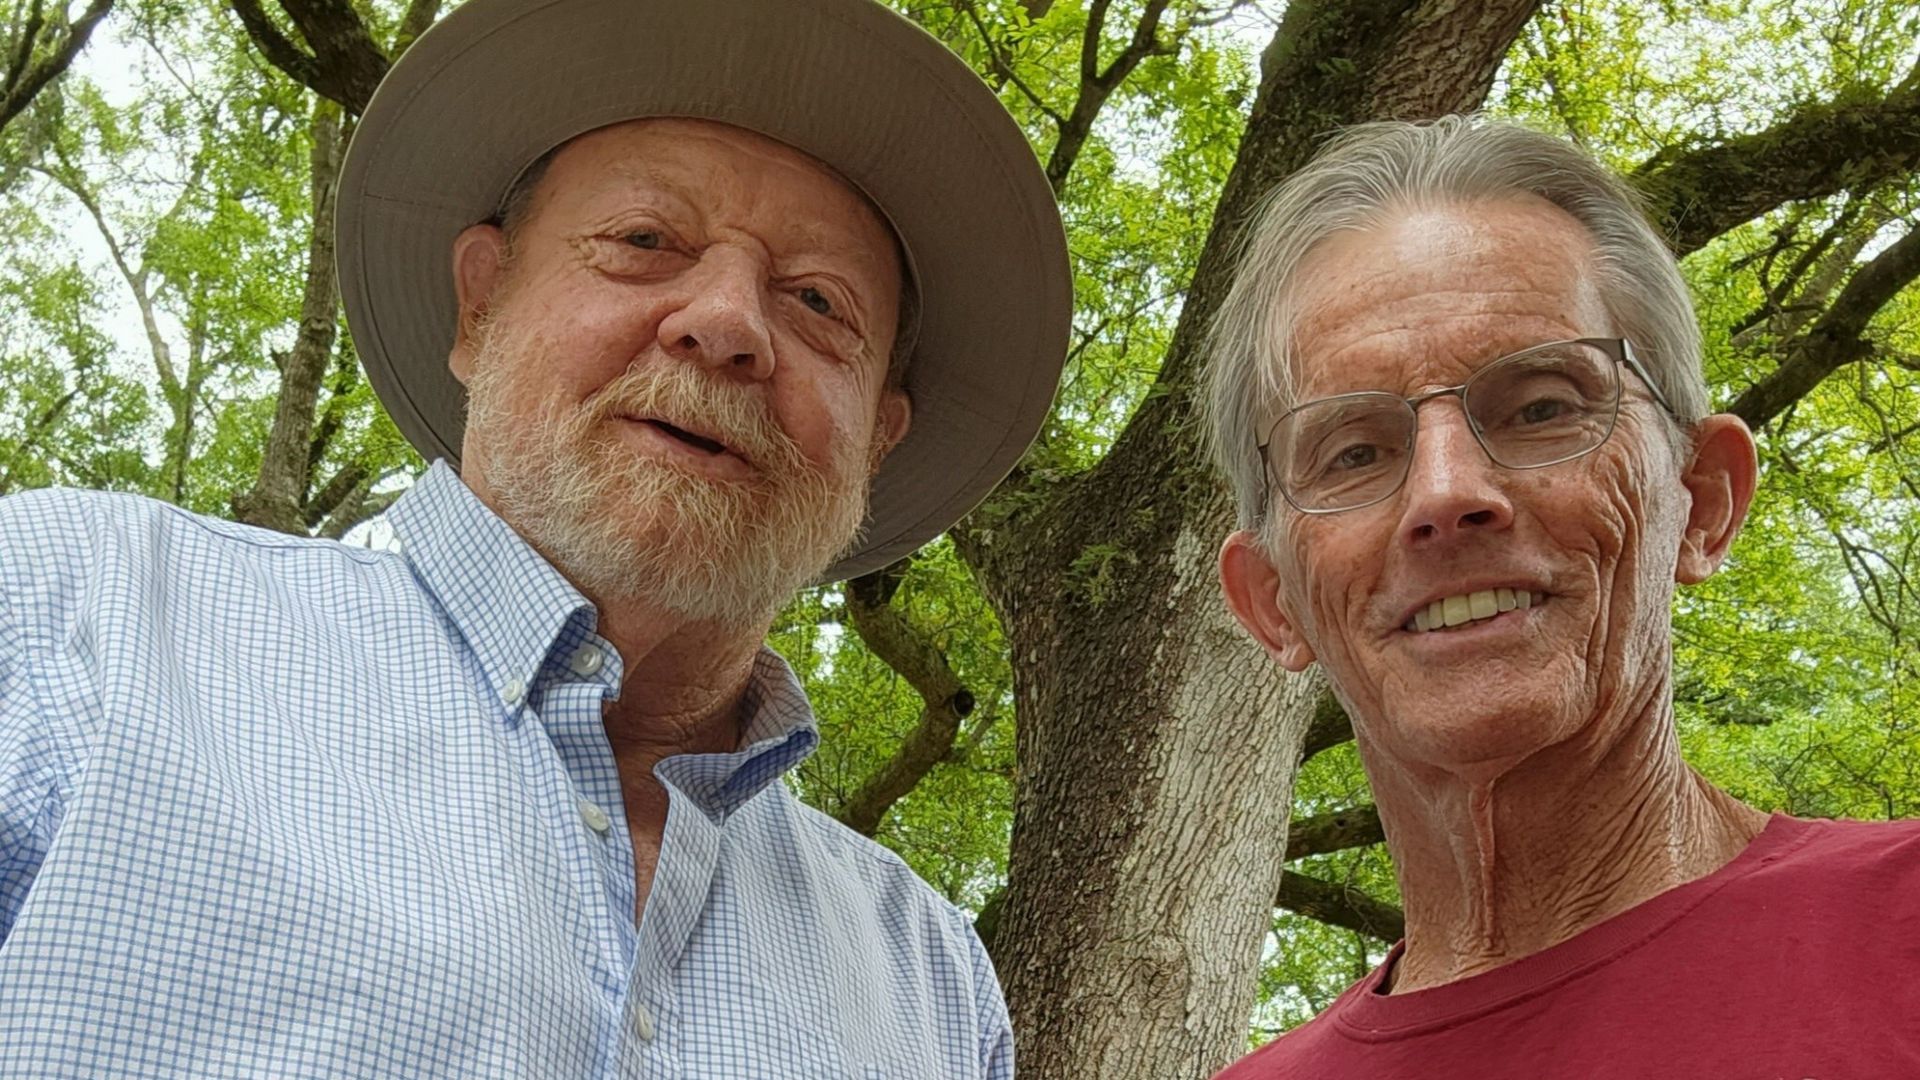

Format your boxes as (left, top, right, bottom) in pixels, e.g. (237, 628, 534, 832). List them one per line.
(462, 322, 876, 627)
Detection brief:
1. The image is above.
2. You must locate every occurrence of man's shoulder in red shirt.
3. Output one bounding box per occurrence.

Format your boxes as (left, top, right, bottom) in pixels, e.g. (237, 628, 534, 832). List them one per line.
(1217, 815, 1920, 1080)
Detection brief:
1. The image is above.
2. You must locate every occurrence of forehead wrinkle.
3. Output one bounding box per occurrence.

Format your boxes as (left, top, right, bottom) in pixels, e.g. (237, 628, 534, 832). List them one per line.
(590, 148, 889, 277)
(1292, 307, 1597, 402)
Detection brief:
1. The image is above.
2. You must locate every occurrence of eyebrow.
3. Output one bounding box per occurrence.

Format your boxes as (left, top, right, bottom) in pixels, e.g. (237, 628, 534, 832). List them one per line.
(598, 159, 894, 277)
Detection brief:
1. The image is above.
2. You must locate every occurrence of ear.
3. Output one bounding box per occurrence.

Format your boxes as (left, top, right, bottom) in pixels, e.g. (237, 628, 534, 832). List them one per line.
(874, 387, 912, 460)
(1675, 413, 1758, 584)
(448, 223, 509, 385)
(1219, 529, 1316, 672)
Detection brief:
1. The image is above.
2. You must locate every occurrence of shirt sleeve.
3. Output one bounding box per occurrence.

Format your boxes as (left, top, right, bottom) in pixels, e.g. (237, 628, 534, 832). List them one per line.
(968, 921, 1016, 1080)
(0, 493, 87, 943)
(0, 579, 65, 941)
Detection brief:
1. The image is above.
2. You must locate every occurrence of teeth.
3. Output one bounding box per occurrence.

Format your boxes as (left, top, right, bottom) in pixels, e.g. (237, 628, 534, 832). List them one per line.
(1406, 590, 1542, 632)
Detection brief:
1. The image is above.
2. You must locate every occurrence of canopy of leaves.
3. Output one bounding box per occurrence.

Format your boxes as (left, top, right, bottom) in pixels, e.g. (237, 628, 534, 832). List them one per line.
(0, 0, 1913, 1051)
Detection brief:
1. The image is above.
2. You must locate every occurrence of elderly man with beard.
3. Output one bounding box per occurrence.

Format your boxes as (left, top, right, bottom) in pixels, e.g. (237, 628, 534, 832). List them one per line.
(0, 0, 1067, 1075)
(1205, 117, 1920, 1078)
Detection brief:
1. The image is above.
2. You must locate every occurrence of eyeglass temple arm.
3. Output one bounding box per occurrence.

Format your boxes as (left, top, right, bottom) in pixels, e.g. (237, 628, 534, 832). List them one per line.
(1617, 340, 1678, 417)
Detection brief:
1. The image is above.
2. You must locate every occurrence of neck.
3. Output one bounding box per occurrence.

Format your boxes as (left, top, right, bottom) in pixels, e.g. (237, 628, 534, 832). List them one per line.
(590, 595, 772, 777)
(1368, 686, 1767, 994)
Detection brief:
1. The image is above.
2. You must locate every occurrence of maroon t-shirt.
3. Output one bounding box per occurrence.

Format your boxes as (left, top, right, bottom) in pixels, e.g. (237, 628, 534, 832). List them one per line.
(1217, 814, 1920, 1079)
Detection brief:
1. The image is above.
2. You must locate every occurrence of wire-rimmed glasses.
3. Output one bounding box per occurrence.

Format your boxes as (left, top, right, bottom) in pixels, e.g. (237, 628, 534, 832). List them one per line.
(1258, 338, 1676, 515)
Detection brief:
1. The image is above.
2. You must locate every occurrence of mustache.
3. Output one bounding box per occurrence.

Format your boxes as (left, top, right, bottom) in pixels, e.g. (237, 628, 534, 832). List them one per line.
(580, 362, 807, 475)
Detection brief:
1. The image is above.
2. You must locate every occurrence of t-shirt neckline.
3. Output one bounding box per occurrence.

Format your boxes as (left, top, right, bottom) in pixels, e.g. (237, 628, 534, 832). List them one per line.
(1331, 812, 1816, 1040)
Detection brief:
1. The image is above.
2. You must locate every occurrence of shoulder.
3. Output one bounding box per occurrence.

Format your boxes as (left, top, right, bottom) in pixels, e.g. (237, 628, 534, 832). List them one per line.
(0, 486, 400, 642)
(1766, 813, 1920, 878)
(0, 485, 380, 566)
(753, 784, 1001, 963)
(773, 786, 974, 911)
(0, 487, 150, 641)
(1211, 1005, 1351, 1080)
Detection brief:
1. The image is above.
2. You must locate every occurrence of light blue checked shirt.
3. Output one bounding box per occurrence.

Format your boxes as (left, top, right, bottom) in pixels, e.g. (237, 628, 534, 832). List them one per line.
(0, 462, 1012, 1078)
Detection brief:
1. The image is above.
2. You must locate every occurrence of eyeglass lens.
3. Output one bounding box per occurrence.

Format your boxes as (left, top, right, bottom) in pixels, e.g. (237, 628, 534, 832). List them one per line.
(1268, 341, 1623, 512)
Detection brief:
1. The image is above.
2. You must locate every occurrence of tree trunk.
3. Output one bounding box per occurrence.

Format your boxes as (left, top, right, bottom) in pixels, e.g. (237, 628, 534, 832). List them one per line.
(967, 4, 1544, 1074)
(233, 100, 347, 534)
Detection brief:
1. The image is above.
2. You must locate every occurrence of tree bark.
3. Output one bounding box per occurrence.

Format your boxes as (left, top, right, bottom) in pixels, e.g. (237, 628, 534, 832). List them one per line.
(971, 5, 1545, 1075)
(1299, 690, 1355, 763)
(1285, 803, 1384, 861)
(233, 100, 347, 534)
(1276, 870, 1404, 942)
(229, 0, 388, 113)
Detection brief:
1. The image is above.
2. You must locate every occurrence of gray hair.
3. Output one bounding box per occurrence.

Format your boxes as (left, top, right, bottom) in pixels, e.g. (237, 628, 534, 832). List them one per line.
(1201, 115, 1708, 537)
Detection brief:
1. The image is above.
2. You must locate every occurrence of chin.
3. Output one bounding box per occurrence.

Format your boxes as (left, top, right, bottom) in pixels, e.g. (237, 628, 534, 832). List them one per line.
(1372, 698, 1576, 778)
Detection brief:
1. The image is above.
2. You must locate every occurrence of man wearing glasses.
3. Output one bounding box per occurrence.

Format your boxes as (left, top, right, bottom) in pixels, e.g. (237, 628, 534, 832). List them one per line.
(1205, 117, 1920, 1077)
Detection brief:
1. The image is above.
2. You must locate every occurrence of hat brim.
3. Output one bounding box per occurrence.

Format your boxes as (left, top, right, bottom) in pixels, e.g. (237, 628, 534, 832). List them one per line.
(336, 0, 1070, 582)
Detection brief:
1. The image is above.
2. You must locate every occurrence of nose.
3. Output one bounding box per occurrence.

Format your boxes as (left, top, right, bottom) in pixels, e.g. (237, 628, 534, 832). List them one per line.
(1395, 398, 1513, 544)
(656, 247, 776, 381)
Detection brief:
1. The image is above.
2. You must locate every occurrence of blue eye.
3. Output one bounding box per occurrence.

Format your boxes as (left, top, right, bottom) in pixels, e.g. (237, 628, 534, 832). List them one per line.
(623, 231, 661, 249)
(799, 287, 834, 316)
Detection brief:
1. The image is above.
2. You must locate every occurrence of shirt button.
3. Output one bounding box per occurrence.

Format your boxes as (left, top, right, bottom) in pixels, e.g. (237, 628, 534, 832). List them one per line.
(579, 800, 611, 834)
(502, 678, 525, 706)
(630, 1003, 655, 1042)
(568, 646, 604, 677)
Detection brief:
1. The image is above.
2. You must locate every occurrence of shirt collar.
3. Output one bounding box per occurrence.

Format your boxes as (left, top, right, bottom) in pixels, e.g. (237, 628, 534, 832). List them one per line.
(385, 462, 820, 813)
(657, 647, 820, 819)
(385, 461, 597, 712)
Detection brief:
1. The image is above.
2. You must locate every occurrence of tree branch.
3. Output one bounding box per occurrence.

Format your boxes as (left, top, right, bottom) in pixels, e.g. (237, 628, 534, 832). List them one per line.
(35, 157, 178, 394)
(231, 0, 388, 112)
(233, 101, 347, 534)
(319, 482, 398, 540)
(1276, 870, 1404, 942)
(226, 0, 327, 98)
(1300, 688, 1354, 763)
(1728, 222, 1920, 429)
(389, 0, 440, 56)
(1636, 74, 1920, 257)
(955, 0, 1064, 128)
(1285, 803, 1384, 860)
(305, 461, 367, 528)
(1044, 0, 1172, 191)
(0, 385, 77, 496)
(836, 563, 977, 836)
(0, 0, 113, 138)
(3, 0, 48, 104)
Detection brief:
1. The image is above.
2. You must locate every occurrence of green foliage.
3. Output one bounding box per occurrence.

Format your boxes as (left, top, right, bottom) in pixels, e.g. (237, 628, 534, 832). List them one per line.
(1, 0, 1915, 1053)
(777, 540, 1017, 909)
(0, 2, 412, 517)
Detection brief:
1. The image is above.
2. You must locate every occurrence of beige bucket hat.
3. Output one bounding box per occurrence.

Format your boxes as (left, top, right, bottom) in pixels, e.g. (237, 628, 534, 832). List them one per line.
(336, 0, 1072, 581)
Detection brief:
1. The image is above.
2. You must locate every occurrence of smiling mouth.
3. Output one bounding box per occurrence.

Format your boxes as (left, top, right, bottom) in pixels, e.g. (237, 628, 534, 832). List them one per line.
(640, 418, 729, 456)
(1405, 589, 1546, 633)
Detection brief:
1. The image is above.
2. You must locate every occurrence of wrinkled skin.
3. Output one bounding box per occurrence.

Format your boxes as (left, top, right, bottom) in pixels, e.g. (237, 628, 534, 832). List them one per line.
(453, 117, 910, 617)
(1220, 198, 1766, 989)
(445, 118, 912, 910)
